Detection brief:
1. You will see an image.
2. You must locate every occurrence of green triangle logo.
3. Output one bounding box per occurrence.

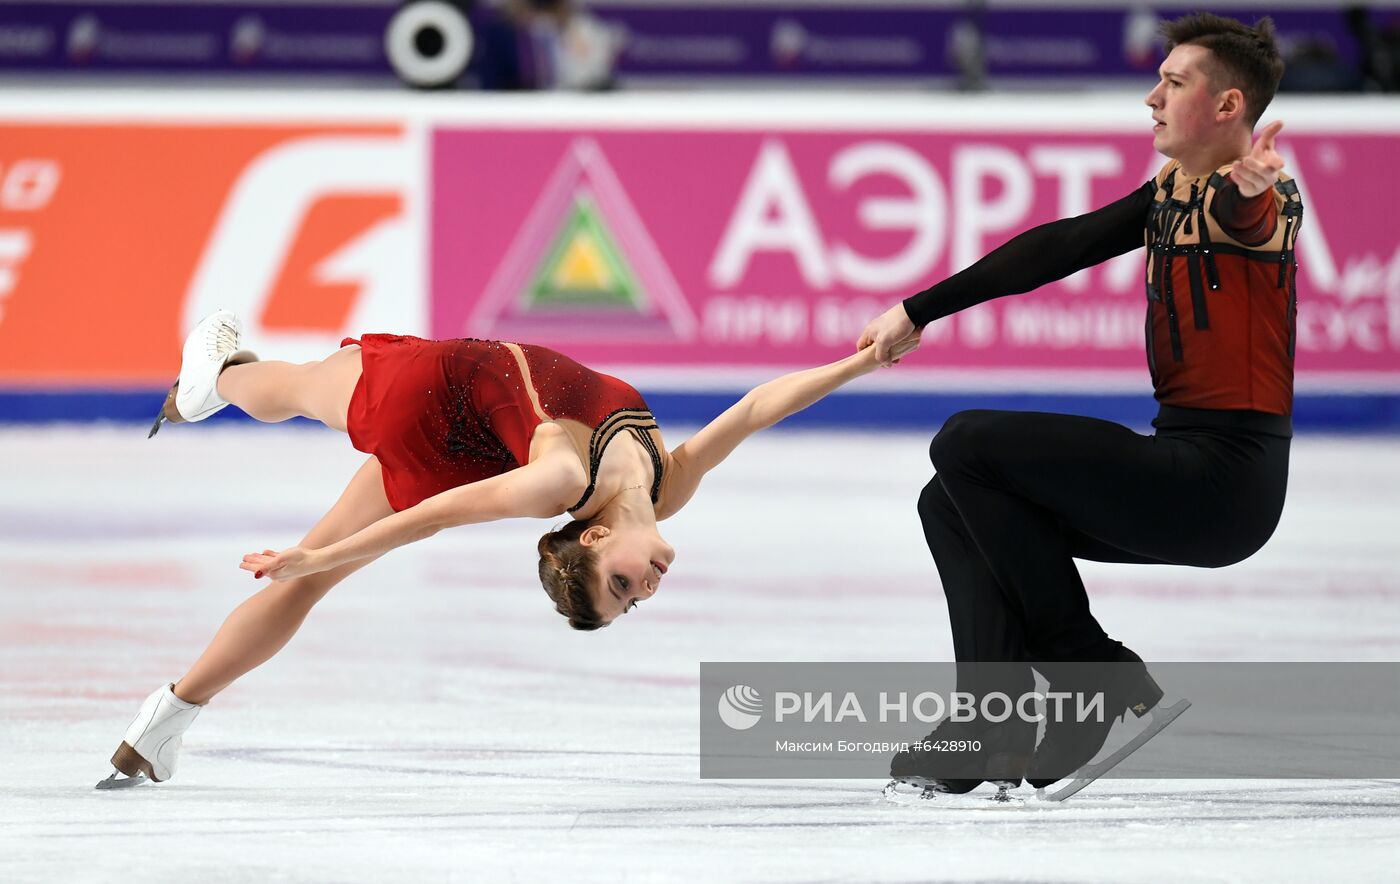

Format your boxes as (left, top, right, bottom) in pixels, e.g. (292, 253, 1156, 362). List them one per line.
(524, 193, 644, 312)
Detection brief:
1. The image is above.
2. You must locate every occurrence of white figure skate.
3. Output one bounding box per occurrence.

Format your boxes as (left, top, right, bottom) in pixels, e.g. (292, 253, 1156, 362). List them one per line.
(148, 308, 258, 438)
(95, 684, 203, 790)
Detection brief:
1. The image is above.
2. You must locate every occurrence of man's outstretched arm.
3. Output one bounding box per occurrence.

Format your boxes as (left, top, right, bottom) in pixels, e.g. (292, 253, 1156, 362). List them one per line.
(859, 181, 1155, 364)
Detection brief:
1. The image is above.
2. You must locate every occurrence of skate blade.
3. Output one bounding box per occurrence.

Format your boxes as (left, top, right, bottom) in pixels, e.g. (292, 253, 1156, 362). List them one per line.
(1041, 698, 1191, 803)
(95, 770, 149, 790)
(882, 778, 1025, 808)
(147, 380, 181, 439)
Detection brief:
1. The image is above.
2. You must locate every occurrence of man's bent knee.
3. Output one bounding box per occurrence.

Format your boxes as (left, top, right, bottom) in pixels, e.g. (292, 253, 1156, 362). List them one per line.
(928, 410, 998, 472)
(917, 476, 954, 522)
(917, 476, 969, 559)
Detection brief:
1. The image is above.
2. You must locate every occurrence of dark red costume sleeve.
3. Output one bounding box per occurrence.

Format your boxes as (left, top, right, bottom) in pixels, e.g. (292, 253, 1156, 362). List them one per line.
(1209, 173, 1278, 246)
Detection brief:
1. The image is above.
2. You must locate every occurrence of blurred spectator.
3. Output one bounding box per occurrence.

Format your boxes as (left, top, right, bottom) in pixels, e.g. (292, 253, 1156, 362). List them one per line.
(947, 1, 987, 92)
(1279, 36, 1365, 92)
(1122, 4, 1161, 70)
(1349, 5, 1400, 91)
(476, 0, 620, 91)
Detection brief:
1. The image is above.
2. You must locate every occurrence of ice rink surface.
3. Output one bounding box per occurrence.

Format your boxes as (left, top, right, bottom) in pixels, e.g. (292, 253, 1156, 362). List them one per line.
(2, 424, 1398, 883)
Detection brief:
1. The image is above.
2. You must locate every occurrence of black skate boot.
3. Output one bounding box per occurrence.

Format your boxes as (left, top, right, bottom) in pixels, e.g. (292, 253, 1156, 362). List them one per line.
(1026, 646, 1165, 790)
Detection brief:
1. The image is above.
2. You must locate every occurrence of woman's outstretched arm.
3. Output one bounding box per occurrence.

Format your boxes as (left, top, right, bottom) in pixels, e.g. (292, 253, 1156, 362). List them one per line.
(242, 454, 583, 581)
(658, 338, 918, 518)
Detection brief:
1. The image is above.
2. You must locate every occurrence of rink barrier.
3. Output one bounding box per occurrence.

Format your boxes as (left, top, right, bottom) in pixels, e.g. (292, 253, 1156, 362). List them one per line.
(1, 93, 1396, 431)
(1, 388, 1395, 433)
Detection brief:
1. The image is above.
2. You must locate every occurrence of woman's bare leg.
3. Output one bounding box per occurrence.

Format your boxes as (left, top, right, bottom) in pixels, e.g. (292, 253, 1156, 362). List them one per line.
(215, 345, 363, 432)
(172, 455, 393, 704)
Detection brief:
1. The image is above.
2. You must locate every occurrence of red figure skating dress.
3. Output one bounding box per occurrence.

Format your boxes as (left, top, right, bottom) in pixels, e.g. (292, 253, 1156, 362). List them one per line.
(342, 334, 664, 513)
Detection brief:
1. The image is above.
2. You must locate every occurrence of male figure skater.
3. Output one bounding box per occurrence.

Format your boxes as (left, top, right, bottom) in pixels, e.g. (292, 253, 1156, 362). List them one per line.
(859, 13, 1301, 797)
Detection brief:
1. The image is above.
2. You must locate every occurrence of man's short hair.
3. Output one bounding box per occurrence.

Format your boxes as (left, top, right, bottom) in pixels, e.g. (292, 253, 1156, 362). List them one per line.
(1163, 13, 1285, 128)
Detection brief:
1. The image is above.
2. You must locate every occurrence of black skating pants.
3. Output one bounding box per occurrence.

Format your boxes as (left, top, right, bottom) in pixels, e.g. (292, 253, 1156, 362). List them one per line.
(918, 407, 1291, 673)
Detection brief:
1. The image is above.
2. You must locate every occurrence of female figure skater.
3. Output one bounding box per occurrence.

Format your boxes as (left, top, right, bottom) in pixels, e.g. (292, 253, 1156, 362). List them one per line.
(98, 309, 919, 789)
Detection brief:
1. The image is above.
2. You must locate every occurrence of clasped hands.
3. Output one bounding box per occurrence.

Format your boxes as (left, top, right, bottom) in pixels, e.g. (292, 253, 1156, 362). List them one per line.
(857, 302, 922, 367)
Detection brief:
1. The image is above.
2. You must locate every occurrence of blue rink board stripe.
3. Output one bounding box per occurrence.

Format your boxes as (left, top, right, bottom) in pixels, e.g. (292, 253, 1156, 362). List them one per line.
(1, 388, 1397, 432)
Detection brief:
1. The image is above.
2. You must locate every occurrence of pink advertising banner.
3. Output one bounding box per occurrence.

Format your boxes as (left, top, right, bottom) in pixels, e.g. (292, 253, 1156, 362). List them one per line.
(431, 128, 1399, 388)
